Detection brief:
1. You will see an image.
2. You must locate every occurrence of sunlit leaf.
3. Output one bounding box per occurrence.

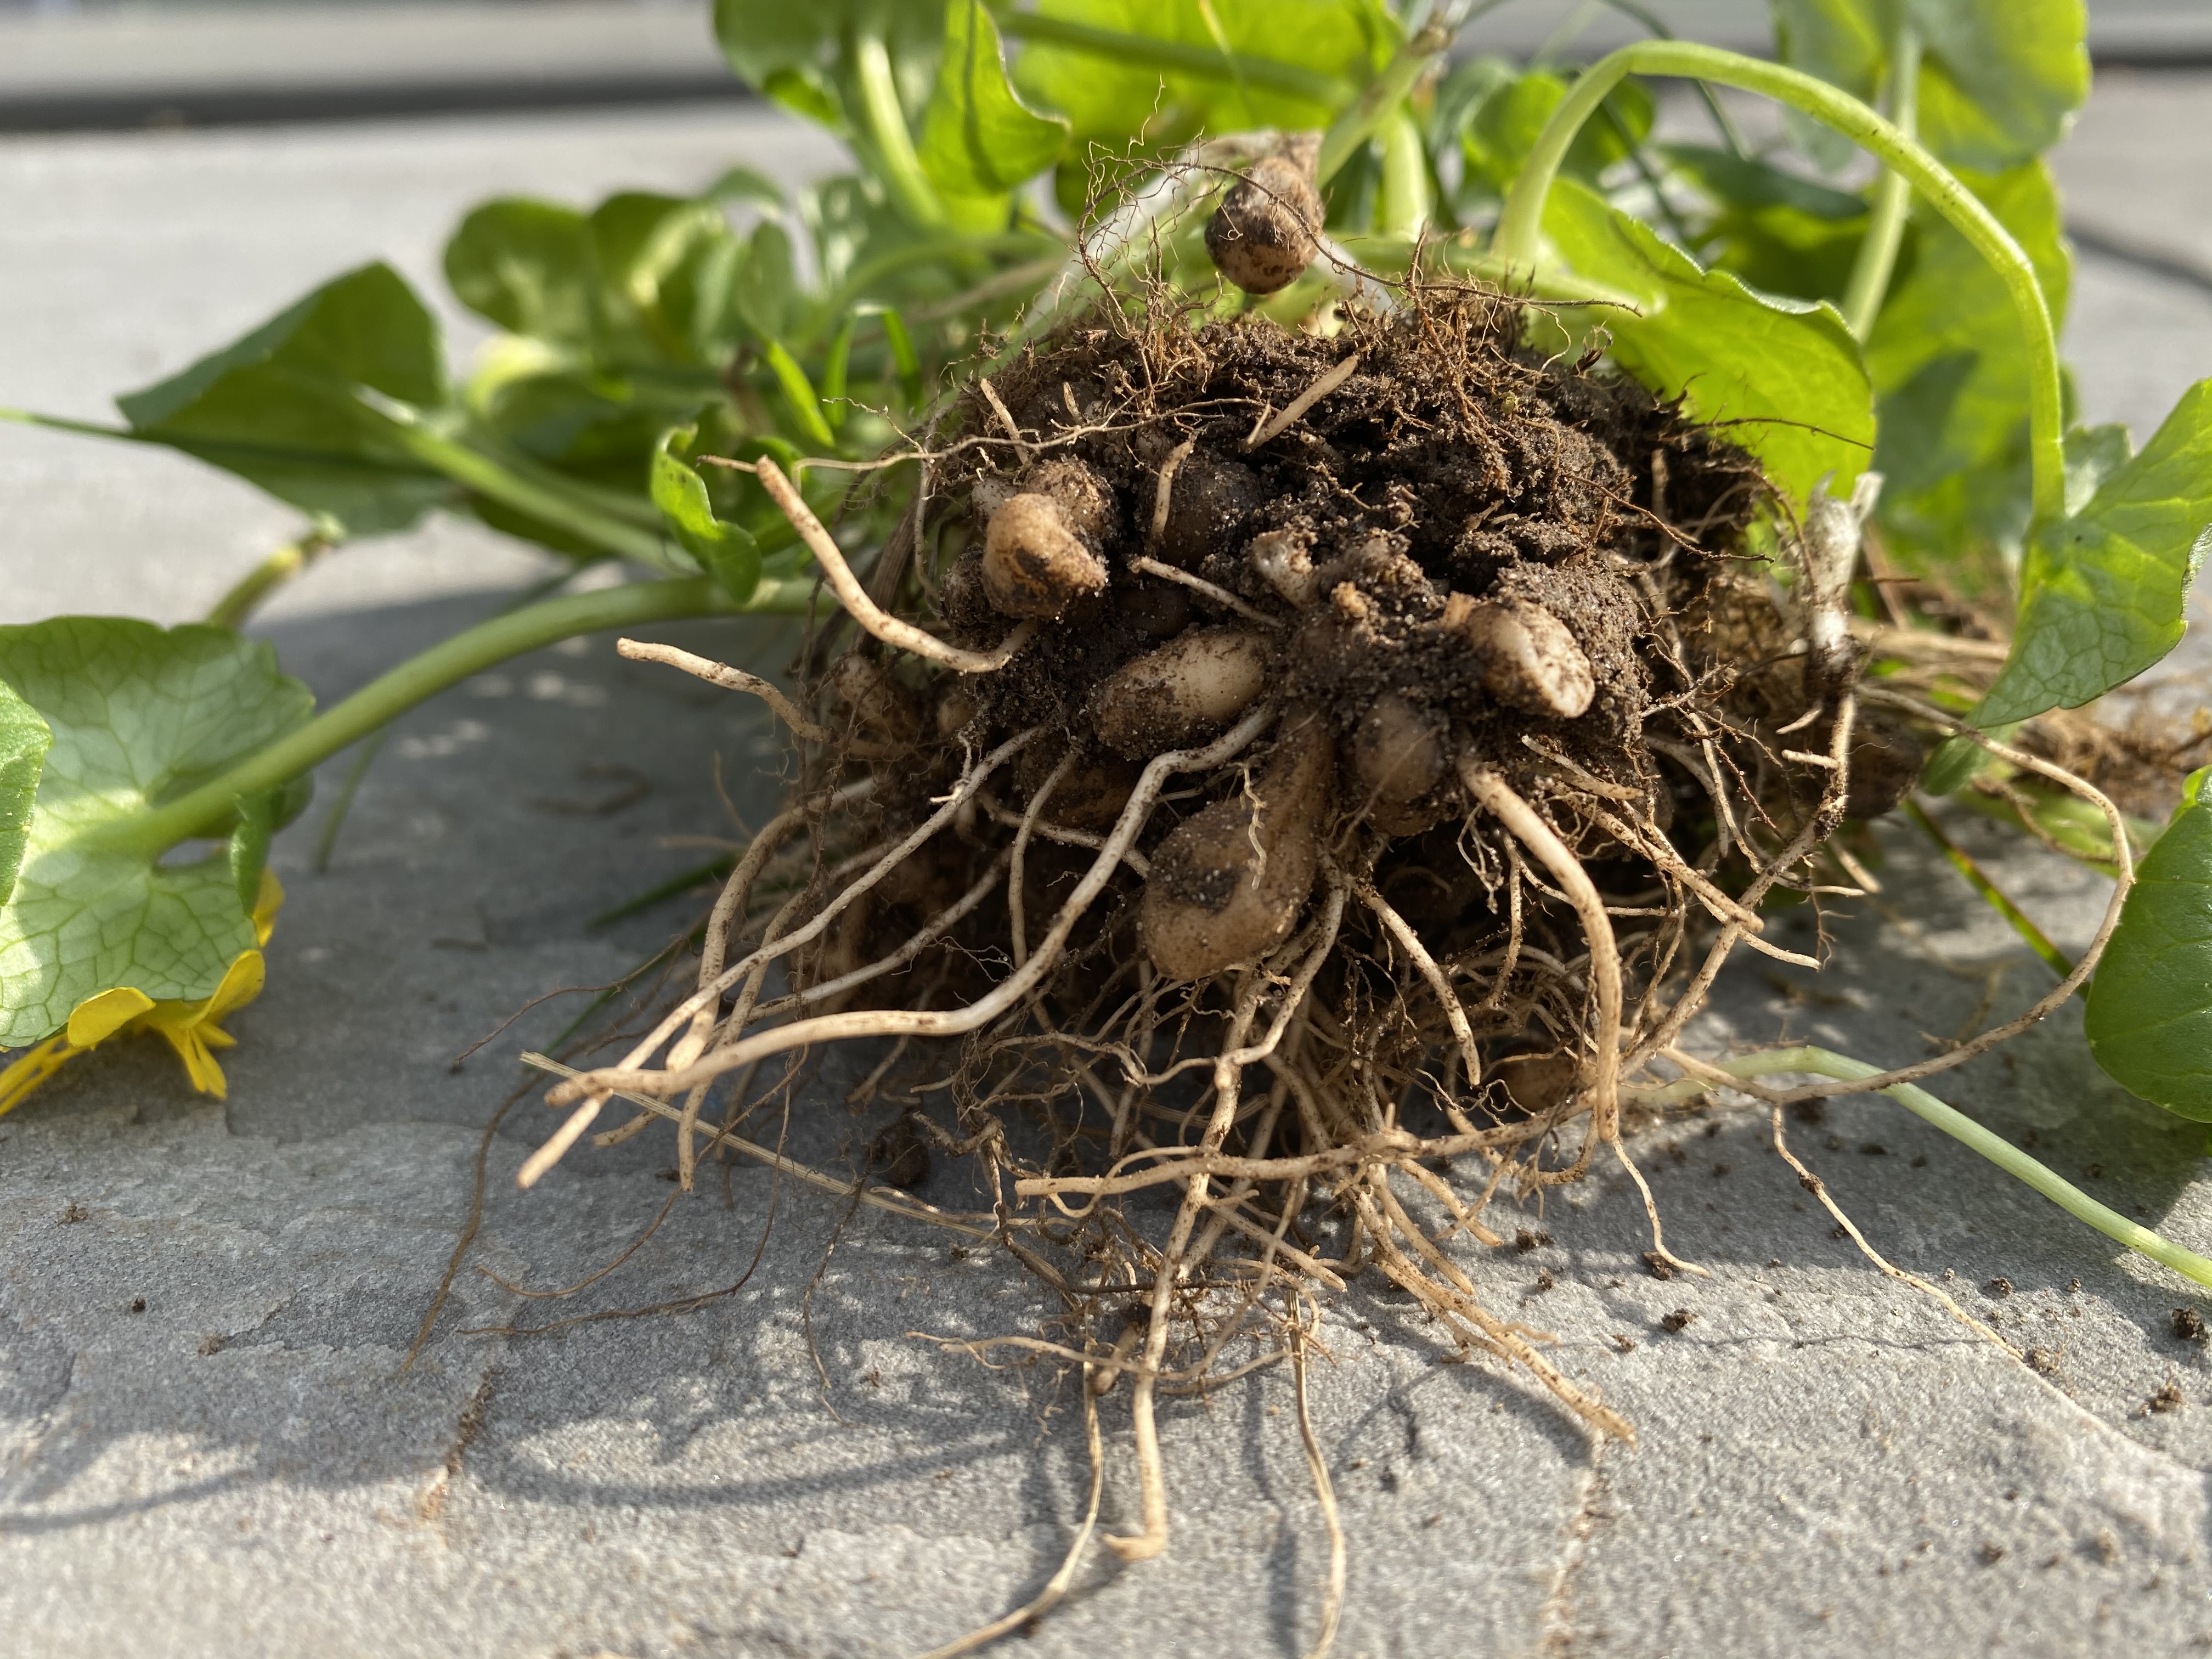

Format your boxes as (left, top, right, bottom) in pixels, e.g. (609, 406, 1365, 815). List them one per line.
(2086, 768, 2212, 1120)
(115, 263, 455, 537)
(1978, 379, 2212, 725)
(1539, 178, 1875, 510)
(1012, 0, 1390, 150)
(0, 681, 50, 912)
(713, 0, 941, 133)
(1865, 161, 2069, 566)
(1770, 0, 2089, 173)
(0, 620, 314, 1048)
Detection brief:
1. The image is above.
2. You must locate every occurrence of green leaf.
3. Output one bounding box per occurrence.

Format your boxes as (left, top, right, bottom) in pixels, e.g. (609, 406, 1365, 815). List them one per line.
(650, 427, 761, 603)
(2086, 769, 2212, 1120)
(1666, 142, 1869, 308)
(1012, 0, 1390, 150)
(1771, 0, 2088, 173)
(0, 681, 51, 912)
(1865, 161, 2069, 563)
(713, 0, 941, 133)
(0, 620, 314, 1047)
(1539, 178, 1875, 510)
(114, 263, 455, 537)
(444, 199, 595, 345)
(919, 1, 1069, 199)
(1978, 380, 2212, 726)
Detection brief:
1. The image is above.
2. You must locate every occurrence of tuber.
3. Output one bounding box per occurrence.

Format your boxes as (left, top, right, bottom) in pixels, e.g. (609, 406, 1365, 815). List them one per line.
(1091, 627, 1271, 758)
(1141, 716, 1333, 980)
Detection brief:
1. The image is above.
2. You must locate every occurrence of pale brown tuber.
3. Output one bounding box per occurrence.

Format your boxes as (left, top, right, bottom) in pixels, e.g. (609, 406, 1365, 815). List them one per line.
(1444, 594, 1596, 719)
(1205, 153, 1323, 297)
(1091, 627, 1271, 758)
(983, 494, 1109, 618)
(1348, 693, 1448, 831)
(1141, 716, 1333, 981)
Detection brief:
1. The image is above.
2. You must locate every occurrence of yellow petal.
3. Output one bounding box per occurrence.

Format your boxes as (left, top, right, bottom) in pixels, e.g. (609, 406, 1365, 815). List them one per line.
(155, 1026, 228, 1099)
(0, 1032, 82, 1121)
(201, 949, 266, 1023)
(252, 868, 285, 946)
(69, 986, 157, 1047)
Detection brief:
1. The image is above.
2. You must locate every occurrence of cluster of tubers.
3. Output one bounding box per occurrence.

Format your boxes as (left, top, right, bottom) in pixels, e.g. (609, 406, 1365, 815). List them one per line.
(973, 448, 1606, 984)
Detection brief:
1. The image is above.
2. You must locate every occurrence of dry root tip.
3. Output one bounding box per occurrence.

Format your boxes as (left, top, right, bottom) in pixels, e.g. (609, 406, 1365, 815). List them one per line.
(1091, 625, 1271, 758)
(1205, 153, 1323, 297)
(1446, 594, 1596, 720)
(983, 494, 1109, 619)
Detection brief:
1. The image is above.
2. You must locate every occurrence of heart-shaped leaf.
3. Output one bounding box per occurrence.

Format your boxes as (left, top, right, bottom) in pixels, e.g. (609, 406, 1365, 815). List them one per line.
(2086, 768, 2212, 1119)
(116, 262, 456, 537)
(0, 620, 313, 1048)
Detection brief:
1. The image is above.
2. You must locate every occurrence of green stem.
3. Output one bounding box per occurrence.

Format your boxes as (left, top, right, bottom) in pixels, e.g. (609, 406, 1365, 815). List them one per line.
(1902, 798, 2072, 977)
(1316, 14, 1453, 189)
(377, 419, 679, 570)
(1840, 20, 1921, 340)
(311, 729, 387, 874)
(850, 27, 945, 229)
(1493, 41, 2066, 527)
(988, 5, 1352, 104)
(93, 575, 811, 860)
(1375, 105, 1431, 239)
(1650, 1047, 2212, 1294)
(205, 532, 336, 630)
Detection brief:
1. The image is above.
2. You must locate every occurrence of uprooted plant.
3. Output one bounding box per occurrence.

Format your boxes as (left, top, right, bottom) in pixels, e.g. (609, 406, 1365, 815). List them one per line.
(5, 3, 2212, 1651)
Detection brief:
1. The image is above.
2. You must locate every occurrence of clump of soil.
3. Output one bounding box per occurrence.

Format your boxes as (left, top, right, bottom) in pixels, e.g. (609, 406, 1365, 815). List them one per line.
(541, 284, 1897, 1570)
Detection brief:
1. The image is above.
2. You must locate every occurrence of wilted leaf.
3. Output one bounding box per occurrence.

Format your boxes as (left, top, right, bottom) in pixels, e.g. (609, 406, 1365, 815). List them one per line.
(0, 619, 314, 1047)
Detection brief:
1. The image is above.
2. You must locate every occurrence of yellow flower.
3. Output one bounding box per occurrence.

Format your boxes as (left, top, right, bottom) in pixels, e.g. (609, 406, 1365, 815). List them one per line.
(0, 869, 283, 1119)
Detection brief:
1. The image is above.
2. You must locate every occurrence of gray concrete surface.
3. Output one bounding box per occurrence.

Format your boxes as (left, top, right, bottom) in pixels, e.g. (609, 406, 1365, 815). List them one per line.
(5, 67, 2212, 1659)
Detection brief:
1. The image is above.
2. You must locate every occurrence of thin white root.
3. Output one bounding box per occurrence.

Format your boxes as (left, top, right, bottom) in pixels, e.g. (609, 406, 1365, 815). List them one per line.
(755, 458, 1037, 674)
(1244, 353, 1361, 451)
(1129, 555, 1284, 629)
(1764, 1101, 2019, 1359)
(1462, 762, 1623, 1156)
(1146, 436, 1198, 552)
(543, 707, 1278, 1109)
(518, 733, 1035, 1187)
(910, 1363, 1104, 1659)
(520, 1052, 996, 1238)
(617, 638, 828, 741)
(1291, 1310, 1346, 1659)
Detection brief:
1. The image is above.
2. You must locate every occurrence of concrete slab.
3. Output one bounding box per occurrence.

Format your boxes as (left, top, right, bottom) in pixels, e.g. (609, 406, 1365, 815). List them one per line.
(5, 67, 2212, 1659)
